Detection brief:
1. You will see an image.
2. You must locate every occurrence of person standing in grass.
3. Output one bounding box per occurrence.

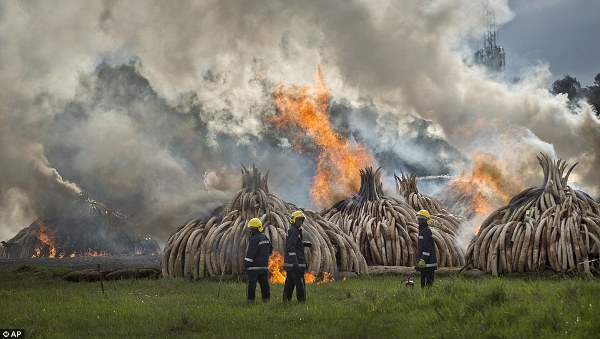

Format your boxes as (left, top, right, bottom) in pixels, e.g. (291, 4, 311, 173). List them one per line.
(283, 210, 311, 302)
(244, 218, 272, 302)
(415, 210, 437, 288)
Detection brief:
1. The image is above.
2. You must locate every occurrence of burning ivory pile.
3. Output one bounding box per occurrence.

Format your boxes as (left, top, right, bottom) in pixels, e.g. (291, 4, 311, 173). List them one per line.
(395, 173, 448, 214)
(321, 167, 465, 267)
(395, 172, 463, 228)
(466, 153, 600, 276)
(161, 165, 368, 279)
(0, 195, 160, 259)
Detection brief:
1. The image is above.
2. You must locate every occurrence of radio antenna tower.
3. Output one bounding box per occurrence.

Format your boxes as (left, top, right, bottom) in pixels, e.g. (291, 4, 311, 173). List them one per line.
(473, 3, 505, 72)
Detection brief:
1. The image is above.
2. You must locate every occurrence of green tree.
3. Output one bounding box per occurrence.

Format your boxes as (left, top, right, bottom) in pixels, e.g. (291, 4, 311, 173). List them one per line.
(585, 73, 600, 117)
(551, 74, 581, 101)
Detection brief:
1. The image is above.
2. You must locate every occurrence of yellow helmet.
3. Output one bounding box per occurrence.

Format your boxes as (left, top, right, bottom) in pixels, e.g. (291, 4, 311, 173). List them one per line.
(247, 218, 263, 232)
(416, 210, 431, 225)
(291, 210, 305, 224)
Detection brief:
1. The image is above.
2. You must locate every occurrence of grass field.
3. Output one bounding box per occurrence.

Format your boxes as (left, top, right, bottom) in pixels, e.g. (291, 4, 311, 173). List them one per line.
(1, 265, 599, 338)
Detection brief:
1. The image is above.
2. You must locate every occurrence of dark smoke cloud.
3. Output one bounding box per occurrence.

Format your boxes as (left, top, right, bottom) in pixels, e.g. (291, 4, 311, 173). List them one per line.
(1, 0, 598, 241)
(34, 63, 317, 239)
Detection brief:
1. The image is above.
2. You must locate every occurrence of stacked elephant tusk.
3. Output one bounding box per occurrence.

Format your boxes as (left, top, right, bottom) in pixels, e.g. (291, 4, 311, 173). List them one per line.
(394, 172, 462, 236)
(395, 172, 449, 215)
(161, 165, 368, 279)
(466, 153, 600, 276)
(321, 167, 465, 267)
(0, 227, 38, 258)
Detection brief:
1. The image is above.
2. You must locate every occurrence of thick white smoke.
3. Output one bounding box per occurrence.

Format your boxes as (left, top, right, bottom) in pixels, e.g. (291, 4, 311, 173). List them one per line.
(0, 0, 598, 241)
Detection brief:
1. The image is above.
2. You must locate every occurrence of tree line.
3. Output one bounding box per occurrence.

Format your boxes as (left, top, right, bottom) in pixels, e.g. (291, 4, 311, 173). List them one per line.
(551, 73, 600, 117)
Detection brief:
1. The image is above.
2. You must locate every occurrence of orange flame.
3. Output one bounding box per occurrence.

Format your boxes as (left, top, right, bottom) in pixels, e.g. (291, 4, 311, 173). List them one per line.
(271, 69, 375, 208)
(320, 271, 332, 284)
(269, 251, 287, 284)
(82, 248, 109, 256)
(448, 153, 515, 217)
(31, 219, 58, 258)
(268, 251, 332, 284)
(304, 271, 317, 284)
(30, 220, 110, 258)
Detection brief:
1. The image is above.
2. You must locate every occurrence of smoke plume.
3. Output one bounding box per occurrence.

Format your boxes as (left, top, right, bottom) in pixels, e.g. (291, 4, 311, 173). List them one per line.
(1, 0, 598, 242)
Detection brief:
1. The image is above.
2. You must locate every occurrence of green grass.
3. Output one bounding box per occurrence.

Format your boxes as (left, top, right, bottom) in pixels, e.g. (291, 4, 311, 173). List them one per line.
(1, 265, 599, 338)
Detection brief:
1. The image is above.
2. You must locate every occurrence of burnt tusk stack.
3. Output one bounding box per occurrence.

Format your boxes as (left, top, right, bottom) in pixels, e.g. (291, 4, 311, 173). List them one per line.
(466, 153, 600, 276)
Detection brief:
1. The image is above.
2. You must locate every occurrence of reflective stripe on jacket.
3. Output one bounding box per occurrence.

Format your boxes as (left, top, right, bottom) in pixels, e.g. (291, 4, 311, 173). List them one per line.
(245, 233, 272, 272)
(284, 226, 307, 270)
(417, 225, 437, 270)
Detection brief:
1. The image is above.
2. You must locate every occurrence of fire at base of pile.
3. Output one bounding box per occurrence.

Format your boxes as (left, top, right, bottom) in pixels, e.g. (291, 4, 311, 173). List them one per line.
(0, 194, 160, 259)
(321, 167, 465, 267)
(160, 165, 368, 279)
(268, 250, 333, 284)
(466, 153, 600, 276)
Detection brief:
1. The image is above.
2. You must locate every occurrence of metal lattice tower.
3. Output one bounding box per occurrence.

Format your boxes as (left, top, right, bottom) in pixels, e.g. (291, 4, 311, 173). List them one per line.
(473, 4, 505, 72)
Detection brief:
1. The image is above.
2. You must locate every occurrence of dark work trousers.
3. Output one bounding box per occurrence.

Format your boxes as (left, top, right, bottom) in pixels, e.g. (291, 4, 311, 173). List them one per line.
(247, 270, 270, 301)
(283, 269, 306, 302)
(420, 269, 435, 288)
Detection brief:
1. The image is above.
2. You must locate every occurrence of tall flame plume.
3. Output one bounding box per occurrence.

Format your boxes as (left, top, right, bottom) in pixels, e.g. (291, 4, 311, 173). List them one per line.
(31, 219, 59, 258)
(271, 69, 375, 208)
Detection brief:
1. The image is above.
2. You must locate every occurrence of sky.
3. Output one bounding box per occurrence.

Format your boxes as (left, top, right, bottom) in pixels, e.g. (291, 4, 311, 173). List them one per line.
(500, 0, 600, 86)
(0, 0, 599, 242)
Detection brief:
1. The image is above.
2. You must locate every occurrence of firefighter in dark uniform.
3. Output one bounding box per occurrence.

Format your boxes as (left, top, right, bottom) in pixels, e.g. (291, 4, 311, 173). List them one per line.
(283, 210, 312, 302)
(415, 210, 437, 288)
(244, 218, 272, 302)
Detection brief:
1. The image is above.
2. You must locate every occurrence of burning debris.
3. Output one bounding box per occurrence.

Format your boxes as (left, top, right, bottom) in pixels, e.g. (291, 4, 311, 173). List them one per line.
(268, 250, 333, 285)
(466, 153, 600, 276)
(0, 194, 160, 259)
(321, 167, 465, 267)
(160, 165, 368, 279)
